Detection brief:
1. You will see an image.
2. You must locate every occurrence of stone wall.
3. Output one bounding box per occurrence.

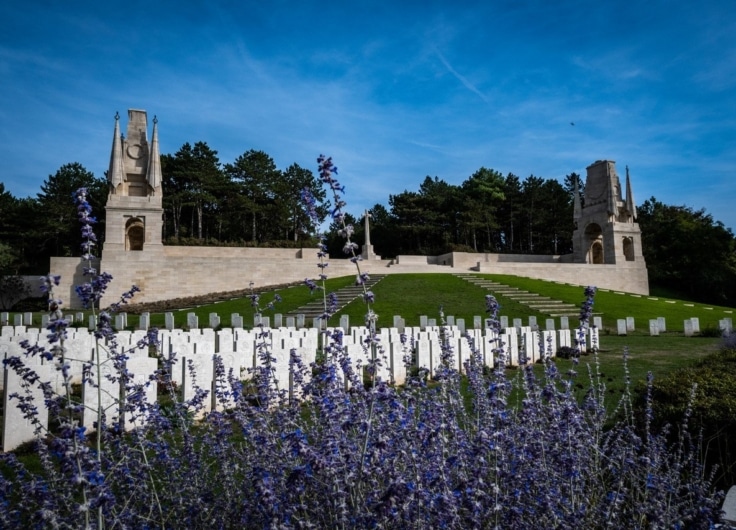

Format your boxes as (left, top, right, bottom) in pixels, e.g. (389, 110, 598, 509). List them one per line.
(50, 248, 649, 310)
(52, 247, 393, 309)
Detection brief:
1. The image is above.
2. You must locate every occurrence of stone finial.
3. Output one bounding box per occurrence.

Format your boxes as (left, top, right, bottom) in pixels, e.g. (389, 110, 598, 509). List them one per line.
(625, 165, 636, 221)
(147, 115, 162, 191)
(108, 112, 124, 191)
(573, 176, 582, 225)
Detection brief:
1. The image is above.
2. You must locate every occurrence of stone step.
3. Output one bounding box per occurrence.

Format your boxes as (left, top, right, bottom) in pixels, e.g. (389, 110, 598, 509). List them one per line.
(285, 274, 387, 319)
(455, 273, 582, 318)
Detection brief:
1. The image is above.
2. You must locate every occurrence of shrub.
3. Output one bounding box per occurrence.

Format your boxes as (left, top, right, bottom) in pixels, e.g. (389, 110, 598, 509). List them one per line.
(698, 325, 723, 338)
(643, 346, 736, 489)
(0, 275, 31, 310)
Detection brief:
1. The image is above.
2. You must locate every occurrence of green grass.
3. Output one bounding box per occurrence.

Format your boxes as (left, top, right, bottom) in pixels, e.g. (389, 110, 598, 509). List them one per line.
(487, 274, 735, 332)
(147, 275, 356, 329)
(542, 332, 721, 404)
(11, 272, 733, 394)
(13, 272, 735, 335)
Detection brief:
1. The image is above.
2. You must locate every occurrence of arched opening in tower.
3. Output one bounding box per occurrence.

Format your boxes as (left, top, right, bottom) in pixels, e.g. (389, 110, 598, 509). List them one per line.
(623, 237, 635, 261)
(126, 218, 145, 251)
(585, 223, 604, 264)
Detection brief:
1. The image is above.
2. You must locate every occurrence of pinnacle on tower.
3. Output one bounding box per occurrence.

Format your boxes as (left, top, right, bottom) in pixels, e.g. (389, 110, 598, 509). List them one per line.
(108, 112, 124, 192)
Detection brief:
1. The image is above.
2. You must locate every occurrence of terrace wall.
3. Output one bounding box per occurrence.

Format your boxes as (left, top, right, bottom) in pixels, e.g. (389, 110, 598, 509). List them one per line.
(50, 248, 648, 310)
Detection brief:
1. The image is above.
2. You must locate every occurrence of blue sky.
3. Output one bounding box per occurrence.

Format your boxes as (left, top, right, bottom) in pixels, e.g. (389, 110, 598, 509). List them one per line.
(1, 1, 735, 230)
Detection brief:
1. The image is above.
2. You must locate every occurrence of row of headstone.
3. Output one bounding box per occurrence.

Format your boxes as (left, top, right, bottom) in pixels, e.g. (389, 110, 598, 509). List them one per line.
(615, 316, 717, 337)
(415, 314, 577, 331)
(1, 326, 324, 450)
(0, 311, 102, 327)
(7, 309, 729, 339)
(1, 322, 603, 451)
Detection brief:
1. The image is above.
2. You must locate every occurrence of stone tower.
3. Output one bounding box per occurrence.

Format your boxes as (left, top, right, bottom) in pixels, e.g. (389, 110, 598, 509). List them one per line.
(572, 160, 644, 265)
(104, 110, 164, 253)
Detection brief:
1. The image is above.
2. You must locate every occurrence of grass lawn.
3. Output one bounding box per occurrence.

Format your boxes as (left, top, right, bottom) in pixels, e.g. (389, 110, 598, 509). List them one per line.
(13, 272, 731, 392)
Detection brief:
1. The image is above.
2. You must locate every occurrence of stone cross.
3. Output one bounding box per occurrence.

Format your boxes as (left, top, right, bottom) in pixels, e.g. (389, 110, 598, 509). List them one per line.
(364, 209, 372, 247)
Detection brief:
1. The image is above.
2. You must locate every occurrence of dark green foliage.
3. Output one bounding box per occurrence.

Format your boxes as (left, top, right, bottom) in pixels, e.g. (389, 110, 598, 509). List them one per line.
(0, 275, 31, 310)
(644, 346, 736, 488)
(161, 141, 227, 241)
(638, 197, 736, 306)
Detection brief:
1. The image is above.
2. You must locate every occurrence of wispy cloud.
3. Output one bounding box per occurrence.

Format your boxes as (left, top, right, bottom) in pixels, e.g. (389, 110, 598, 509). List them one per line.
(432, 48, 489, 103)
(0, 1, 735, 230)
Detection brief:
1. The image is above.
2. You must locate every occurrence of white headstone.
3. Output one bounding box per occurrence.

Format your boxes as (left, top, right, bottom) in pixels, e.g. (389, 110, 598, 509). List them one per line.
(722, 485, 736, 525)
(473, 316, 482, 329)
(123, 356, 158, 430)
(541, 330, 557, 358)
(690, 317, 700, 333)
(285, 316, 295, 329)
(593, 316, 602, 329)
(187, 313, 199, 330)
(181, 354, 215, 417)
(617, 319, 627, 336)
(560, 316, 569, 330)
(416, 338, 431, 373)
(545, 319, 555, 331)
(503, 330, 519, 366)
(575, 328, 588, 354)
(165, 312, 175, 330)
(657, 317, 666, 333)
(3, 361, 51, 451)
(684, 319, 694, 337)
(513, 318, 522, 329)
(626, 317, 635, 332)
(649, 320, 659, 336)
(588, 327, 599, 351)
(500, 316, 509, 329)
(558, 329, 571, 349)
(528, 316, 537, 329)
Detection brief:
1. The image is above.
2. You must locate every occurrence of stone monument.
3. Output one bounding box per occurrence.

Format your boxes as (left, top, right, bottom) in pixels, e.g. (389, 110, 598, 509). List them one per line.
(572, 160, 644, 266)
(361, 209, 378, 260)
(104, 110, 164, 253)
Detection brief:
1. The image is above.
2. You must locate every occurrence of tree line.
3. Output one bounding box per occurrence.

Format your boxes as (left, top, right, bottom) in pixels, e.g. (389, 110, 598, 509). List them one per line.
(1, 142, 735, 306)
(342, 170, 583, 258)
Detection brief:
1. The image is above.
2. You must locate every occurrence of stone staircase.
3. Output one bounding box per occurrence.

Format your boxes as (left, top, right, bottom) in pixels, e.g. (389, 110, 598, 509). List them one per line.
(285, 274, 387, 320)
(454, 273, 580, 317)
